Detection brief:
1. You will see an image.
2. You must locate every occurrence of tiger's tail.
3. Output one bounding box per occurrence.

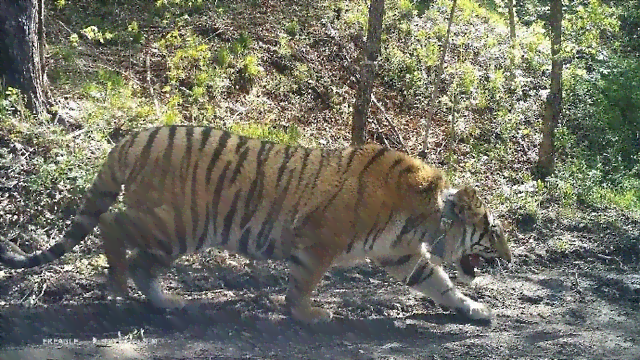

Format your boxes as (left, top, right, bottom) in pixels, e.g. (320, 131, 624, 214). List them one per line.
(0, 151, 123, 269)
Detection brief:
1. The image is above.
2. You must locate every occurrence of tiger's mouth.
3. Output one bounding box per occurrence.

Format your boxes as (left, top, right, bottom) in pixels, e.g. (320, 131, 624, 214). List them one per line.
(459, 254, 483, 278)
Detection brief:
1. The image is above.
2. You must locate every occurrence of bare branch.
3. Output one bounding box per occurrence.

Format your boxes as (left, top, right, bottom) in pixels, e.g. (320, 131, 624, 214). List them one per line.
(420, 0, 457, 154)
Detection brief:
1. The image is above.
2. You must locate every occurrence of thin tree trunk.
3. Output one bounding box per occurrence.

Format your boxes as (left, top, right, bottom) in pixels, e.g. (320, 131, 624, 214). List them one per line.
(536, 0, 563, 179)
(419, 0, 457, 156)
(352, 0, 385, 146)
(506, 0, 517, 88)
(507, 0, 516, 41)
(0, 0, 50, 119)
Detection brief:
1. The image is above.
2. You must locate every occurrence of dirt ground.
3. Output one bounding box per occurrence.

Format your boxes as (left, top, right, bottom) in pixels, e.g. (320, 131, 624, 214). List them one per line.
(0, 227, 639, 360)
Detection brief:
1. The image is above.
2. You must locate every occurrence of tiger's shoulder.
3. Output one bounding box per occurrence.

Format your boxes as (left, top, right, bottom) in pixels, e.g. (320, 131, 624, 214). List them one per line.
(331, 143, 449, 208)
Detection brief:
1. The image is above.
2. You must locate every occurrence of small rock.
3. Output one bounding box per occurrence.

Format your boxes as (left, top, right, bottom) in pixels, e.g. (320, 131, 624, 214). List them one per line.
(533, 249, 547, 258)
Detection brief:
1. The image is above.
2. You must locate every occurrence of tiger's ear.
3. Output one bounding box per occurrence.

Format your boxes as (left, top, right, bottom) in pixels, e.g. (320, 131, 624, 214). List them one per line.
(450, 185, 486, 223)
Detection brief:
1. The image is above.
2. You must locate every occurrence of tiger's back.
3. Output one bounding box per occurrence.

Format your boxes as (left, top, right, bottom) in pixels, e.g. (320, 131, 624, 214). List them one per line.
(0, 125, 511, 324)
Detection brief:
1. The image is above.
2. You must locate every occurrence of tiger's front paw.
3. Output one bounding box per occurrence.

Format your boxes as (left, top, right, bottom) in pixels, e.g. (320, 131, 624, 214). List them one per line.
(291, 306, 333, 324)
(456, 300, 493, 322)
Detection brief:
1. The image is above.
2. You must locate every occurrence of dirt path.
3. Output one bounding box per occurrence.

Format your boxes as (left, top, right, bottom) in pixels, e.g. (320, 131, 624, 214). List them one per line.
(1, 252, 639, 359)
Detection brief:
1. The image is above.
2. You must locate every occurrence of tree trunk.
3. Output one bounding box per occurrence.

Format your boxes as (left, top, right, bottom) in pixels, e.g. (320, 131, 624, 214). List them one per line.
(507, 0, 516, 41)
(352, 0, 385, 146)
(419, 0, 457, 157)
(0, 0, 50, 119)
(536, 0, 563, 179)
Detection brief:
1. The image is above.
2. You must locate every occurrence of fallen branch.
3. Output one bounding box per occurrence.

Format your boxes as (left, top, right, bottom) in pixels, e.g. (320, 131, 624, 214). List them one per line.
(595, 253, 623, 268)
(369, 115, 391, 149)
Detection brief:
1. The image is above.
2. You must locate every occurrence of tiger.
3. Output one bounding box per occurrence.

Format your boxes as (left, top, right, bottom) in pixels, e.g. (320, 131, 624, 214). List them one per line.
(0, 125, 511, 323)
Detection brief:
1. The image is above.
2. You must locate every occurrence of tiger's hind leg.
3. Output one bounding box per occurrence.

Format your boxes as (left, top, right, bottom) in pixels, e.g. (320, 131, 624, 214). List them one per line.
(128, 248, 186, 310)
(286, 243, 339, 324)
(99, 212, 131, 300)
(100, 207, 186, 310)
(373, 251, 492, 322)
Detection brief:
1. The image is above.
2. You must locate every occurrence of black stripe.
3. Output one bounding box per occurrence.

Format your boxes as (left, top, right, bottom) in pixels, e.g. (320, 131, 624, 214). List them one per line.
(406, 262, 429, 287)
(57, 217, 97, 251)
(199, 127, 213, 151)
(255, 183, 293, 252)
(80, 190, 119, 217)
(238, 227, 252, 255)
(388, 158, 403, 175)
(183, 127, 194, 182)
(361, 147, 389, 174)
(255, 220, 274, 255)
(309, 150, 327, 189)
(229, 146, 249, 184)
(319, 148, 360, 212)
(289, 254, 309, 271)
(378, 254, 412, 267)
(220, 190, 241, 245)
(407, 265, 434, 287)
(441, 287, 455, 297)
(391, 215, 421, 248)
(126, 128, 160, 183)
(351, 212, 380, 253)
(165, 126, 178, 164)
(289, 149, 323, 223)
(397, 164, 417, 177)
(264, 238, 276, 258)
(469, 226, 477, 244)
(189, 144, 201, 252)
(205, 131, 231, 186)
(235, 136, 248, 154)
(253, 143, 275, 211)
(211, 161, 232, 237)
(369, 211, 394, 250)
(255, 160, 296, 254)
(158, 126, 177, 192)
(300, 148, 359, 230)
(296, 148, 312, 188)
(195, 204, 211, 251)
(472, 229, 488, 249)
(395, 164, 418, 191)
(117, 131, 139, 170)
(275, 147, 293, 184)
(239, 142, 272, 229)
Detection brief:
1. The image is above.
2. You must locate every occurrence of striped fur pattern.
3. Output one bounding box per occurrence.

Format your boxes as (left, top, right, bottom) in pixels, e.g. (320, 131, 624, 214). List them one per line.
(0, 126, 511, 323)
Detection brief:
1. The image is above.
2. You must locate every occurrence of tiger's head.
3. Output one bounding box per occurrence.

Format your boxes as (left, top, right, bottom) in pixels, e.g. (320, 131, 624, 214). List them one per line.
(437, 185, 511, 284)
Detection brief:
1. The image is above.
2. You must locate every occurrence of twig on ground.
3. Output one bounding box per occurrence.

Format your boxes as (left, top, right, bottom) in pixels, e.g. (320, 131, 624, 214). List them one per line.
(369, 116, 391, 148)
(595, 253, 623, 268)
(34, 282, 47, 304)
(18, 289, 33, 304)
